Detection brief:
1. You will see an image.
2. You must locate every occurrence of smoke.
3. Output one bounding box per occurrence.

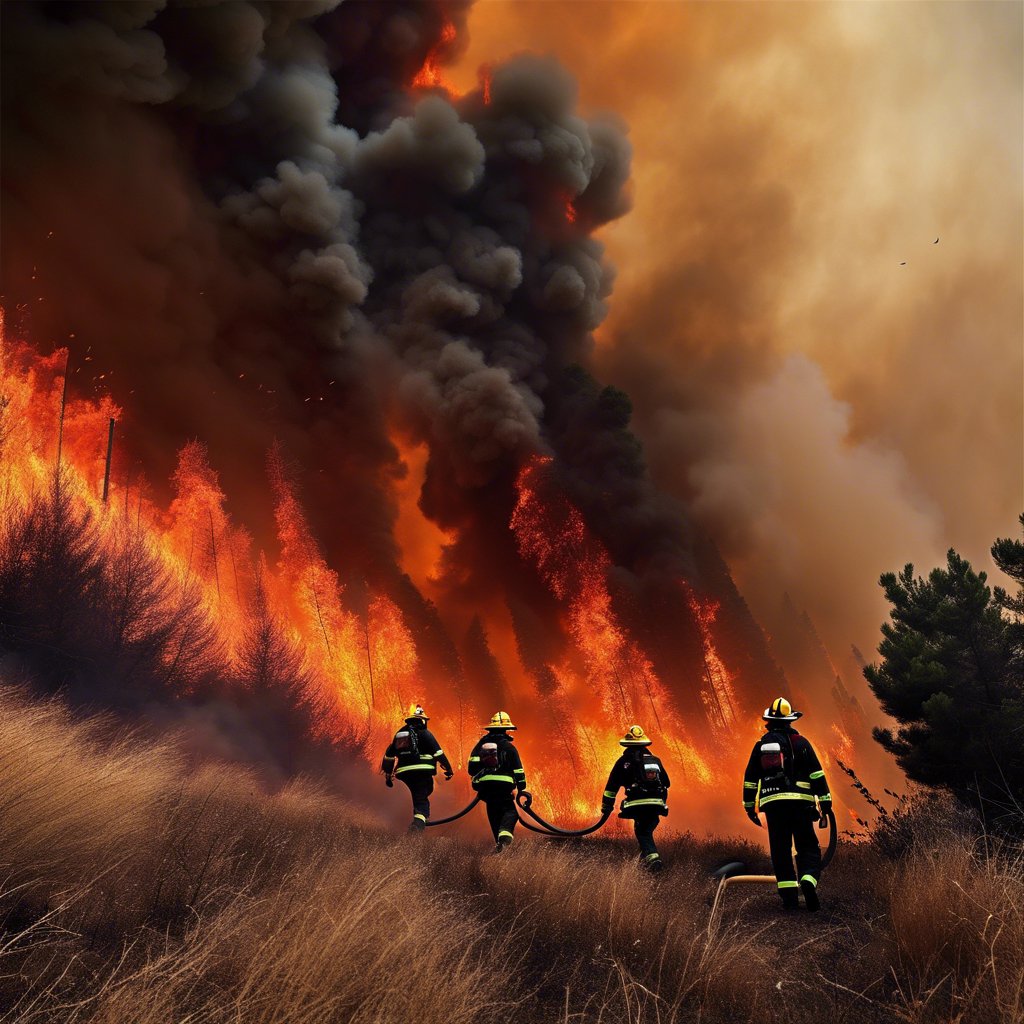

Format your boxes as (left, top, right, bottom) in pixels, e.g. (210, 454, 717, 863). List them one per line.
(1, 2, 641, 576)
(3, 0, 722, 748)
(450, 1, 1023, 660)
(7, 0, 1001, 813)
(685, 354, 941, 639)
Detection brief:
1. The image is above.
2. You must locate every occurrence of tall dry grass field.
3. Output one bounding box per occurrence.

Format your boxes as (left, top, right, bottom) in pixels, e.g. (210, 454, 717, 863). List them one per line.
(1, 684, 1021, 1024)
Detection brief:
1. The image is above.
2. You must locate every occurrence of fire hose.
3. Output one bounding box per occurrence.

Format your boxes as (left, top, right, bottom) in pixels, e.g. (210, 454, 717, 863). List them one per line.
(515, 790, 613, 837)
(423, 789, 612, 837)
(709, 808, 837, 920)
(423, 794, 481, 826)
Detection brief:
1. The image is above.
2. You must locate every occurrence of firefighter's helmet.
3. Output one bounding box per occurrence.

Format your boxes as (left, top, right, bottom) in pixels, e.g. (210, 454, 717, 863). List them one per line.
(762, 697, 802, 722)
(406, 702, 428, 721)
(484, 711, 517, 731)
(620, 724, 652, 746)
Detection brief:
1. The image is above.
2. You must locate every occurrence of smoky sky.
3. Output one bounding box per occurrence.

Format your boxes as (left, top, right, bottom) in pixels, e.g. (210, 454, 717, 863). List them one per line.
(451, 1, 1024, 658)
(5, 0, 1017, 776)
(4, 0, 763, 743)
(0, 0, 634, 588)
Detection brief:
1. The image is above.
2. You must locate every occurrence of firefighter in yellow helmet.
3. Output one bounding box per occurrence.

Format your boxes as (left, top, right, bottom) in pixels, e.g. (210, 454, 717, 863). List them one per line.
(467, 711, 527, 852)
(381, 702, 453, 831)
(743, 698, 832, 911)
(602, 726, 670, 872)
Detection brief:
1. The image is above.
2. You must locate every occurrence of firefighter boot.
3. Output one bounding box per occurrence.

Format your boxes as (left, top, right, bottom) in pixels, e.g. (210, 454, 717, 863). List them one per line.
(408, 813, 427, 833)
(778, 881, 800, 911)
(800, 877, 820, 912)
(642, 852, 663, 874)
(493, 830, 514, 854)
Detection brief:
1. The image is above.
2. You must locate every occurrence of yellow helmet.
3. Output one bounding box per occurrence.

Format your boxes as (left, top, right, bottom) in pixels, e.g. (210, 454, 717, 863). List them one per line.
(620, 724, 652, 746)
(484, 710, 517, 731)
(762, 697, 802, 722)
(406, 701, 428, 721)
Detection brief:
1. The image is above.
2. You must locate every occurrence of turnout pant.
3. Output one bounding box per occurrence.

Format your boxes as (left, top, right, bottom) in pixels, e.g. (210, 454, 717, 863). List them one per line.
(483, 792, 518, 843)
(400, 774, 434, 829)
(631, 811, 661, 860)
(765, 803, 821, 905)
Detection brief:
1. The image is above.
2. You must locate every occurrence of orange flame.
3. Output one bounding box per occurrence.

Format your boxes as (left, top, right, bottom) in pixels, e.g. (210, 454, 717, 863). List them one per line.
(683, 586, 739, 733)
(411, 20, 458, 96)
(511, 455, 712, 797)
(0, 326, 422, 766)
(2, 320, 862, 827)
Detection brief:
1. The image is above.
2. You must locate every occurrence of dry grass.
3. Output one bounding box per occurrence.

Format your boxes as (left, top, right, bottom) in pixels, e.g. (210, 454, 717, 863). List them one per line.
(0, 691, 179, 896)
(1, 682, 1022, 1024)
(889, 841, 1024, 1022)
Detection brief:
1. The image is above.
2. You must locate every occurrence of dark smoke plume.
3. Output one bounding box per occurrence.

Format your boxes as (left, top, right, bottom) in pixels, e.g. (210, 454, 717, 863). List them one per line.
(2, 0, 790, 765)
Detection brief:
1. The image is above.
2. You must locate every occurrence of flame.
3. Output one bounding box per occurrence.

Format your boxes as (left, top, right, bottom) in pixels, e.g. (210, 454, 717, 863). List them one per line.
(2, 321, 860, 826)
(684, 586, 739, 732)
(479, 64, 493, 105)
(511, 455, 712, 796)
(555, 190, 578, 226)
(411, 20, 458, 96)
(830, 721, 854, 763)
(0, 326, 422, 764)
(391, 437, 453, 596)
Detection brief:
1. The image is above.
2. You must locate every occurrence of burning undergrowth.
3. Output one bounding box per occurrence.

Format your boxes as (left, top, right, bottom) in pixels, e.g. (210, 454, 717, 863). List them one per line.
(1, 1, 869, 818)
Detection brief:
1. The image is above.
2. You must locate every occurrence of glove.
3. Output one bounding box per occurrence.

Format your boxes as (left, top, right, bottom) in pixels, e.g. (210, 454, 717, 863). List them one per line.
(818, 801, 832, 828)
(745, 807, 761, 827)
(443, 771, 453, 781)
(385, 775, 394, 788)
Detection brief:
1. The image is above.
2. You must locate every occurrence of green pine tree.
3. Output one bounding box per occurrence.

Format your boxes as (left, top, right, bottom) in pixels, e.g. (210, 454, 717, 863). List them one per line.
(866, 518, 1024, 826)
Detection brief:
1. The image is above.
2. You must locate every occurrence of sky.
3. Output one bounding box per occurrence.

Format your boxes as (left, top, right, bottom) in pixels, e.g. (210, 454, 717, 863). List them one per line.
(451, 0, 1024, 659)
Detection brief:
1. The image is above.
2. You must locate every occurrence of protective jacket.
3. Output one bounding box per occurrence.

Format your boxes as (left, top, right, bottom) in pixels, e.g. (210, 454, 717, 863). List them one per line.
(381, 718, 453, 779)
(603, 748, 671, 818)
(742, 726, 830, 811)
(467, 731, 527, 795)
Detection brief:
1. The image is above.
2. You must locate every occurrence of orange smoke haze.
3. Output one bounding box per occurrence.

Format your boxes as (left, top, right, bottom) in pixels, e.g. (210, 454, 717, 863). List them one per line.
(450, 1, 1023, 668)
(8, 0, 1011, 836)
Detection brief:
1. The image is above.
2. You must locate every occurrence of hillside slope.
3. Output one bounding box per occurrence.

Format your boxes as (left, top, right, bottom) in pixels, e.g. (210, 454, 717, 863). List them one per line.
(1, 685, 1021, 1024)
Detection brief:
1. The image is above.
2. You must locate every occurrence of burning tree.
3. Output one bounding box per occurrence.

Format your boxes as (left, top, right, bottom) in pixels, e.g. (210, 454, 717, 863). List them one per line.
(0, 1, 867, 816)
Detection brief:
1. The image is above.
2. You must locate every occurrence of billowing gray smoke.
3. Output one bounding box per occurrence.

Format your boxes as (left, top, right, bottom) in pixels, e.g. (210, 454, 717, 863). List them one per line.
(1, 0, 785, 736)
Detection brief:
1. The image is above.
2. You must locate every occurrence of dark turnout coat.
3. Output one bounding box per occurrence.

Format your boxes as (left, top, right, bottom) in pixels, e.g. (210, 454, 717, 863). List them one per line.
(466, 731, 527, 796)
(603, 747, 671, 818)
(742, 727, 830, 811)
(381, 719, 453, 779)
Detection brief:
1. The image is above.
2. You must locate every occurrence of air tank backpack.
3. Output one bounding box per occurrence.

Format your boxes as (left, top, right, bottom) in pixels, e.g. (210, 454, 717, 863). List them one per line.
(393, 727, 420, 758)
(625, 754, 668, 814)
(757, 731, 795, 801)
(472, 741, 504, 788)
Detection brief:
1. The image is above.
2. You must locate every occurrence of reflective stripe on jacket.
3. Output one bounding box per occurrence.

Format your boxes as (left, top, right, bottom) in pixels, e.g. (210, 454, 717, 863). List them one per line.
(467, 732, 526, 793)
(604, 750, 671, 814)
(742, 728, 831, 810)
(384, 723, 453, 778)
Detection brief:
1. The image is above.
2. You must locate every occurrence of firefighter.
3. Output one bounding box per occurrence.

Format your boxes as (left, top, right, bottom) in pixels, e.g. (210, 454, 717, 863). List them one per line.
(381, 702, 453, 831)
(602, 725, 670, 873)
(743, 697, 832, 911)
(467, 711, 527, 852)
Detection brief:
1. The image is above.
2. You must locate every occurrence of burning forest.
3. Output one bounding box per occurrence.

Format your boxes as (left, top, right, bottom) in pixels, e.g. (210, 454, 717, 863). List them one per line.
(0, 0, 882, 827)
(2, 3, 1023, 1022)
